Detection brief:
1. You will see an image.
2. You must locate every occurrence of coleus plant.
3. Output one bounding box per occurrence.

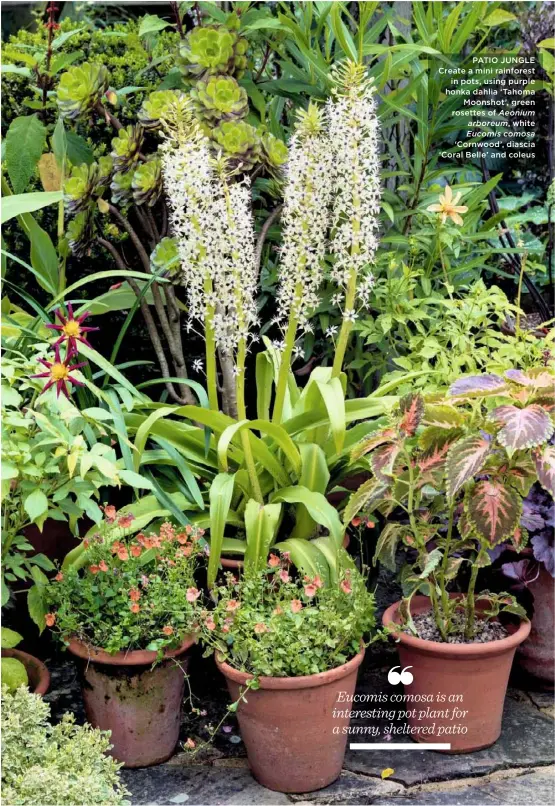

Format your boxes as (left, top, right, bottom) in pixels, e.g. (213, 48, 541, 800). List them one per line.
(346, 367, 555, 640)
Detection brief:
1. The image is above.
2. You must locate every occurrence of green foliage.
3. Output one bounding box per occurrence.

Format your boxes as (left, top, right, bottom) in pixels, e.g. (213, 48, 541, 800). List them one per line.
(201, 563, 375, 677)
(46, 516, 205, 655)
(178, 24, 248, 82)
(192, 75, 249, 123)
(57, 63, 109, 121)
(212, 120, 262, 171)
(1, 685, 129, 805)
(1, 659, 28, 692)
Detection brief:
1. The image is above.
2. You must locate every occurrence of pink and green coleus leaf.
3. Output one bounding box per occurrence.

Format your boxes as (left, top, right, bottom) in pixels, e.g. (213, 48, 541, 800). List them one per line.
(449, 373, 506, 398)
(398, 393, 424, 436)
(343, 477, 390, 526)
(466, 479, 522, 547)
(534, 445, 555, 497)
(445, 436, 492, 498)
(490, 404, 554, 452)
(422, 404, 464, 429)
(370, 442, 401, 484)
(350, 428, 396, 462)
(505, 368, 554, 389)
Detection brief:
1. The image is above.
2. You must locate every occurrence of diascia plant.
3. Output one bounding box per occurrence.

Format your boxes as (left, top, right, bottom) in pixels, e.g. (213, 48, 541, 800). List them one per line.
(346, 367, 555, 640)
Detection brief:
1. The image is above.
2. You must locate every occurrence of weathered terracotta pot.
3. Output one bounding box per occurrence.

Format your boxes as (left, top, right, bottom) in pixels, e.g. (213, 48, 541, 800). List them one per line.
(383, 596, 531, 753)
(1, 648, 50, 695)
(68, 636, 194, 768)
(518, 566, 555, 687)
(216, 646, 365, 793)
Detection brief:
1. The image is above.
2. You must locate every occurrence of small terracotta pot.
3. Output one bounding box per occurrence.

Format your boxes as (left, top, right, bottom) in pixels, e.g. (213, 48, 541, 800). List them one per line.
(1, 648, 50, 695)
(518, 566, 555, 687)
(382, 596, 531, 753)
(68, 636, 194, 768)
(217, 646, 365, 793)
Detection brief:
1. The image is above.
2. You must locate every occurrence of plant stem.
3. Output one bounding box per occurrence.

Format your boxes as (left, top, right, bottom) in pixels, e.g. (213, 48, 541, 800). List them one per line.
(236, 336, 263, 503)
(440, 504, 455, 633)
(203, 275, 219, 412)
(272, 281, 302, 424)
(465, 560, 480, 639)
(515, 252, 528, 334)
(332, 266, 357, 377)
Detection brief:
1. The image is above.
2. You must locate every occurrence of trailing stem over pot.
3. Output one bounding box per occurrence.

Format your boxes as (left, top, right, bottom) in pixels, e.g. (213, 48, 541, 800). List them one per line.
(347, 367, 555, 640)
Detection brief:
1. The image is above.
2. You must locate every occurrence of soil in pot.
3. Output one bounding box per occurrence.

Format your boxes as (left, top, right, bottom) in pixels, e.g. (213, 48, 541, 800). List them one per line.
(216, 646, 366, 793)
(68, 637, 194, 768)
(383, 595, 531, 753)
(1, 648, 50, 695)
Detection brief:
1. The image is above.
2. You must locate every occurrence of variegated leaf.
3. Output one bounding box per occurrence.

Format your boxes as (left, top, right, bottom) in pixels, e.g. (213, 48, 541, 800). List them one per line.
(350, 428, 396, 463)
(399, 393, 424, 436)
(466, 480, 522, 547)
(505, 368, 555, 388)
(418, 547, 442, 579)
(491, 404, 554, 452)
(423, 404, 464, 428)
(370, 442, 400, 484)
(449, 373, 506, 398)
(446, 436, 492, 498)
(373, 523, 403, 571)
(510, 526, 528, 553)
(418, 425, 464, 453)
(505, 459, 537, 497)
(343, 477, 389, 526)
(534, 445, 555, 497)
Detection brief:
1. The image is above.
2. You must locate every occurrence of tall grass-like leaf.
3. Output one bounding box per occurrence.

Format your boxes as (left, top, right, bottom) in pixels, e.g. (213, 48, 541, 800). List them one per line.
(290, 443, 330, 540)
(150, 435, 204, 509)
(1, 191, 63, 224)
(77, 343, 142, 400)
(208, 473, 236, 587)
(272, 486, 344, 547)
(244, 499, 282, 572)
(217, 419, 301, 479)
(272, 538, 330, 585)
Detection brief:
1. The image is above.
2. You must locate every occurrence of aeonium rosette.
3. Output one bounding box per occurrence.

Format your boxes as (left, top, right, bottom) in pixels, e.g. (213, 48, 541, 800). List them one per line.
(45, 512, 207, 656)
(346, 366, 554, 640)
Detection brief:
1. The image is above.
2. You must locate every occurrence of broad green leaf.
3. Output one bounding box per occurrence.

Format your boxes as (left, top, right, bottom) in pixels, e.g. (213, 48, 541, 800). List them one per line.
(119, 469, 154, 490)
(1, 627, 23, 649)
(290, 443, 330, 540)
(5, 115, 47, 193)
(1, 191, 63, 224)
(272, 486, 344, 547)
(139, 14, 171, 36)
(208, 472, 236, 587)
(273, 538, 330, 584)
(217, 419, 301, 481)
(244, 499, 282, 572)
(482, 9, 517, 27)
(24, 489, 48, 522)
(27, 584, 47, 633)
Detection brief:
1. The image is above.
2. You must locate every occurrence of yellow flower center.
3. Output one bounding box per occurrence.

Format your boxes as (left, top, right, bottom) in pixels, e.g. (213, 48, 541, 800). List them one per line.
(62, 320, 81, 338)
(50, 363, 70, 381)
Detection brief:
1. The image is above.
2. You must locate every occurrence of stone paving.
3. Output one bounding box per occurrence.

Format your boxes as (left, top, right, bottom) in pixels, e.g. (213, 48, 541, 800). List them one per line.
(45, 643, 555, 806)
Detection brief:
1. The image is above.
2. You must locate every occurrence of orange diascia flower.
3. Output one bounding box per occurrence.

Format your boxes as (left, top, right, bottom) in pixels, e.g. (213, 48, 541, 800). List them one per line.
(279, 570, 290, 583)
(304, 583, 317, 598)
(254, 623, 268, 634)
(313, 575, 323, 590)
(340, 578, 352, 594)
(176, 532, 189, 545)
(103, 505, 117, 524)
(205, 617, 216, 631)
(268, 554, 280, 567)
(129, 588, 141, 602)
(130, 544, 142, 558)
(98, 559, 109, 572)
(130, 603, 140, 614)
(89, 564, 100, 575)
(111, 540, 124, 554)
(186, 587, 200, 602)
(162, 625, 174, 636)
(177, 544, 193, 557)
(118, 513, 135, 529)
(184, 738, 196, 749)
(427, 185, 468, 226)
(226, 599, 240, 612)
(45, 613, 56, 627)
(290, 599, 303, 613)
(351, 516, 362, 527)
(273, 605, 283, 616)
(117, 547, 129, 561)
(54, 572, 64, 582)
(160, 522, 176, 541)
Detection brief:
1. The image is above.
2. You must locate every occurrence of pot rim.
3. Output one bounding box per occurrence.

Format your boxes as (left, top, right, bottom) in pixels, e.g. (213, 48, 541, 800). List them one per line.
(1, 647, 50, 695)
(67, 635, 195, 666)
(216, 643, 366, 690)
(382, 595, 531, 658)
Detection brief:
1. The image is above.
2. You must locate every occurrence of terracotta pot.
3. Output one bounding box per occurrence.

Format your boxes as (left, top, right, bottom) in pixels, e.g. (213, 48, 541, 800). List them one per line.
(382, 596, 531, 753)
(518, 566, 555, 687)
(1, 648, 50, 695)
(68, 636, 194, 768)
(216, 646, 365, 793)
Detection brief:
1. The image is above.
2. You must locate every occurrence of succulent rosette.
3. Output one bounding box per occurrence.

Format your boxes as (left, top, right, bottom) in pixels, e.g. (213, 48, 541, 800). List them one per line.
(96, 155, 114, 190)
(192, 75, 248, 123)
(138, 89, 185, 130)
(211, 120, 261, 171)
(150, 237, 179, 275)
(64, 163, 99, 215)
(110, 124, 144, 173)
(57, 62, 109, 121)
(110, 169, 134, 205)
(67, 210, 95, 259)
(261, 133, 288, 178)
(178, 24, 248, 82)
(132, 155, 162, 207)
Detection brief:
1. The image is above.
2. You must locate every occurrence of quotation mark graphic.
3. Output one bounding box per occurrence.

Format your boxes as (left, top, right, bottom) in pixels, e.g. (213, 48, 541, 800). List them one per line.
(388, 666, 414, 685)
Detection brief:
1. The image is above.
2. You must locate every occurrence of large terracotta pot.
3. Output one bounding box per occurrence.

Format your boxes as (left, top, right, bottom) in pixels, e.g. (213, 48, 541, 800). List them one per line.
(518, 566, 555, 687)
(68, 636, 194, 768)
(1, 648, 50, 695)
(216, 646, 365, 793)
(382, 596, 531, 753)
